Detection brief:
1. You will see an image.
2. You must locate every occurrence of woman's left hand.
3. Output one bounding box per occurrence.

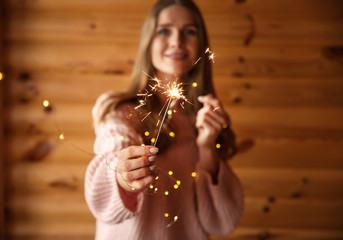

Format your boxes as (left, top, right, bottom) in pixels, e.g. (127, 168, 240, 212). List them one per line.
(196, 94, 228, 148)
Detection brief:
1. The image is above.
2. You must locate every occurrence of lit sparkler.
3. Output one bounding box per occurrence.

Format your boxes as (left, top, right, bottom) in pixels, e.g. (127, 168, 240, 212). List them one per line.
(153, 80, 187, 147)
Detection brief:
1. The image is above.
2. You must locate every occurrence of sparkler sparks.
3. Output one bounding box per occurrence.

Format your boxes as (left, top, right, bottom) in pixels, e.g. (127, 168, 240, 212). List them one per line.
(193, 47, 216, 66)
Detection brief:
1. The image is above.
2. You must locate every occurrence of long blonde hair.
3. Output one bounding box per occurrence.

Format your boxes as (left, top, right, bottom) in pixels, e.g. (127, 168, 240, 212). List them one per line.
(94, 0, 236, 157)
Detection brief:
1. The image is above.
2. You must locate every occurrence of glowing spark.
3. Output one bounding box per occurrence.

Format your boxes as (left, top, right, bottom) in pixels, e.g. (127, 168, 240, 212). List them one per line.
(43, 100, 50, 107)
(163, 81, 186, 101)
(209, 53, 215, 63)
(193, 57, 201, 66)
(135, 99, 146, 109)
(149, 184, 154, 189)
(140, 111, 151, 122)
(205, 47, 215, 63)
(174, 216, 178, 222)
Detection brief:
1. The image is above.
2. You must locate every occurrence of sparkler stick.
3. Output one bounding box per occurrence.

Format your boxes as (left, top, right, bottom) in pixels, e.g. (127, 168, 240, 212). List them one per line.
(153, 97, 172, 147)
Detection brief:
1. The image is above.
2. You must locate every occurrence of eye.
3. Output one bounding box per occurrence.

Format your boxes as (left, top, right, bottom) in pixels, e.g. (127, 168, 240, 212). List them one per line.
(157, 28, 170, 36)
(184, 28, 197, 36)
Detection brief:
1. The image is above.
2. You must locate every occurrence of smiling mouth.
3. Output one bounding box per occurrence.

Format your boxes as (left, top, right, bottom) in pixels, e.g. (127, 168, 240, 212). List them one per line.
(166, 53, 188, 60)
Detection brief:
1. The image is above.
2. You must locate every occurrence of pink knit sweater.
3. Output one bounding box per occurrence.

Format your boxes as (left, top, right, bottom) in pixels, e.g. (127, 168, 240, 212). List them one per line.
(84, 101, 244, 240)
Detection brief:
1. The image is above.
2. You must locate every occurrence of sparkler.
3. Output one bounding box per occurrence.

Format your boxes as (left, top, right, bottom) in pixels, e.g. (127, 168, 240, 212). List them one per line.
(153, 81, 187, 146)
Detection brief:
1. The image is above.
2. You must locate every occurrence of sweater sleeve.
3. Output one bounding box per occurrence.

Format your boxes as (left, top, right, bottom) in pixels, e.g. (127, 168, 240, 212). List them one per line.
(84, 108, 144, 224)
(195, 159, 244, 236)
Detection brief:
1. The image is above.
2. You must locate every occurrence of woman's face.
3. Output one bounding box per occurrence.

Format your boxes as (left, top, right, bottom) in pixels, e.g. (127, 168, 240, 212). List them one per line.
(151, 5, 200, 79)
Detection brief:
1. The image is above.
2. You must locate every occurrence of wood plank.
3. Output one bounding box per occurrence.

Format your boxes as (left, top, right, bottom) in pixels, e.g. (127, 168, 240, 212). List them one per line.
(7, 193, 93, 223)
(6, 221, 95, 240)
(212, 227, 343, 240)
(239, 197, 343, 229)
(6, 191, 343, 229)
(7, 163, 343, 200)
(7, 134, 95, 165)
(5, 10, 343, 45)
(6, 103, 343, 139)
(6, 71, 131, 105)
(233, 137, 343, 169)
(6, 133, 343, 169)
(4, 42, 343, 77)
(216, 77, 343, 107)
(6, 71, 343, 107)
(4, 42, 137, 74)
(228, 106, 343, 139)
(0, 0, 5, 237)
(235, 168, 343, 200)
(6, 0, 343, 18)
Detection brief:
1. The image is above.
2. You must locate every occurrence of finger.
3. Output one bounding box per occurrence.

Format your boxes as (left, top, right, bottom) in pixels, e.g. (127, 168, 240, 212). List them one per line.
(198, 94, 220, 108)
(124, 166, 156, 182)
(131, 175, 154, 190)
(203, 116, 223, 132)
(118, 156, 154, 172)
(196, 107, 226, 129)
(118, 146, 159, 160)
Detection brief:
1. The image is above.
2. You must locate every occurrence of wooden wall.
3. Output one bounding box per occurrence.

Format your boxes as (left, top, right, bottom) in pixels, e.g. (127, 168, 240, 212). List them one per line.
(2, 0, 343, 239)
(1, 0, 6, 238)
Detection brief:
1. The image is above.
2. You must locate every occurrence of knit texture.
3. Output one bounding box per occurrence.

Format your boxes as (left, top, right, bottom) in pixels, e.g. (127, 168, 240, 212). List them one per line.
(84, 100, 244, 240)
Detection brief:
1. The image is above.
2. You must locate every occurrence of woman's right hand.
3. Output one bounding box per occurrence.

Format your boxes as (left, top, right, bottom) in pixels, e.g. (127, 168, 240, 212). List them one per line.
(116, 146, 159, 192)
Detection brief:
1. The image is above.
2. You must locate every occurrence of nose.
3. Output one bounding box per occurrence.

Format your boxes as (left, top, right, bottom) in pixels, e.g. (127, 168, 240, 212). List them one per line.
(170, 30, 183, 48)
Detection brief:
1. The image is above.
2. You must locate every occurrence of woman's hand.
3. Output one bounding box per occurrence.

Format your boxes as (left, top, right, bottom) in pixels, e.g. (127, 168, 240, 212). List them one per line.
(116, 146, 159, 192)
(196, 94, 228, 148)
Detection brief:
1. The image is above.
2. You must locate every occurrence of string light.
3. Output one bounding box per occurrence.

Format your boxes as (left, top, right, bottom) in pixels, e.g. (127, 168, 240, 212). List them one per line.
(151, 138, 156, 143)
(164, 191, 169, 196)
(191, 172, 197, 178)
(164, 213, 169, 218)
(192, 82, 197, 88)
(169, 132, 175, 137)
(168, 171, 173, 176)
(173, 184, 179, 189)
(0, 72, 3, 81)
(176, 180, 181, 185)
(59, 133, 65, 141)
(144, 131, 150, 136)
(43, 100, 50, 107)
(216, 143, 221, 149)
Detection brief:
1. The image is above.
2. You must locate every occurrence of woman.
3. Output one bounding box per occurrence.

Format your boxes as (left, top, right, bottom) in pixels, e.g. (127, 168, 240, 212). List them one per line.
(85, 0, 244, 239)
